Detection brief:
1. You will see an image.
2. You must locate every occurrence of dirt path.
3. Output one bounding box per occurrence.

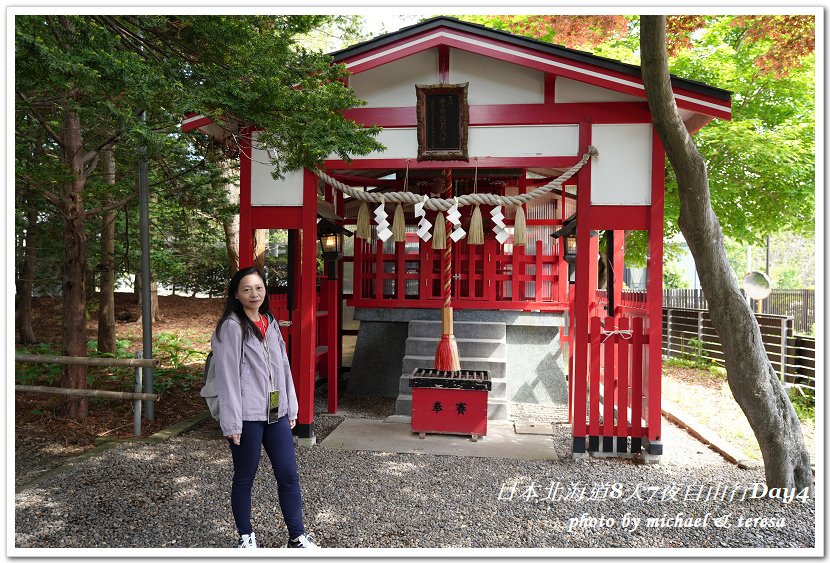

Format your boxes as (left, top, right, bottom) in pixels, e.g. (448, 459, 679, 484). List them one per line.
(662, 365, 815, 463)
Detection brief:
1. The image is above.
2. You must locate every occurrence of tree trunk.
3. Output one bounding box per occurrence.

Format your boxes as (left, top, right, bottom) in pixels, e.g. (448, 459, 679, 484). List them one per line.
(136, 276, 163, 323)
(254, 229, 268, 270)
(640, 15, 812, 492)
(97, 148, 116, 353)
(151, 280, 162, 322)
(219, 158, 240, 275)
(17, 190, 38, 345)
(60, 110, 89, 419)
(597, 249, 608, 290)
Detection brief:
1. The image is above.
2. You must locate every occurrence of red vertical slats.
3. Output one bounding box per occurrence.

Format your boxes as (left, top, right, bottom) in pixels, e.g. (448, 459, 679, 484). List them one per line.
(467, 241, 476, 298)
(353, 237, 364, 304)
(420, 238, 430, 300)
(511, 243, 523, 301)
(484, 238, 497, 303)
(588, 316, 602, 439)
(374, 240, 384, 300)
(616, 316, 630, 440)
(631, 317, 644, 439)
(602, 316, 616, 441)
(535, 239, 544, 302)
(395, 241, 405, 300)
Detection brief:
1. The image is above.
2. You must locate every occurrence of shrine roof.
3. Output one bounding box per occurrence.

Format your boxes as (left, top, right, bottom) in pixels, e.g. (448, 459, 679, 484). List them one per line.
(331, 16, 731, 119)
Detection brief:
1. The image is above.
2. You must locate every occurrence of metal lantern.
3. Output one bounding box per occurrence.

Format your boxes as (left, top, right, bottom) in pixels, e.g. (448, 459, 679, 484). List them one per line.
(563, 233, 578, 262)
(317, 218, 353, 280)
(319, 231, 339, 259)
(551, 214, 598, 283)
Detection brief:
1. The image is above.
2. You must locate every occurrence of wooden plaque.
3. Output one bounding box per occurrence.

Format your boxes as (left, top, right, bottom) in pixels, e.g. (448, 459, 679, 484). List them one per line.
(415, 83, 469, 161)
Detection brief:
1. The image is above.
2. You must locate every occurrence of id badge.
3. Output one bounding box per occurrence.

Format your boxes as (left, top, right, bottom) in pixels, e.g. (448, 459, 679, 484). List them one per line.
(267, 390, 281, 424)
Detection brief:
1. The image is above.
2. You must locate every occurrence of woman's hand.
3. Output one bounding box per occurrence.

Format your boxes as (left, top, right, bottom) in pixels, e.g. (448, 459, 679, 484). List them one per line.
(289, 419, 296, 429)
(226, 434, 241, 445)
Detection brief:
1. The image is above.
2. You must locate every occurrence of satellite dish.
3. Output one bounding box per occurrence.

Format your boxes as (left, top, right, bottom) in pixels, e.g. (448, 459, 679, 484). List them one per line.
(743, 271, 772, 300)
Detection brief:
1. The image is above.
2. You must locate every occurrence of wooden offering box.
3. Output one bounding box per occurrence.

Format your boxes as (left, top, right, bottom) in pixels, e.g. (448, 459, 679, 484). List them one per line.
(409, 368, 491, 441)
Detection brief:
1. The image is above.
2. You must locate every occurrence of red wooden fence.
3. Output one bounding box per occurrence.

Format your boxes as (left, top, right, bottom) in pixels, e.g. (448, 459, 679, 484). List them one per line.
(578, 315, 653, 454)
(350, 235, 568, 311)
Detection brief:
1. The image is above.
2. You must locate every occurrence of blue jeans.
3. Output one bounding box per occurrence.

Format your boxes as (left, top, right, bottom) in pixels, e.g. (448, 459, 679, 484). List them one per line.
(228, 417, 304, 538)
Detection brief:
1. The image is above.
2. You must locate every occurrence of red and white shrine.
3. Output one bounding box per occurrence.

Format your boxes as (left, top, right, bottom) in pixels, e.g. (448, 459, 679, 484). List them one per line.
(185, 17, 731, 453)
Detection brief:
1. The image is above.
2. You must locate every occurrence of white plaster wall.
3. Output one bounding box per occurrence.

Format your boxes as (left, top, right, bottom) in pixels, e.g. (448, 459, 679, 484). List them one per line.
(590, 123, 653, 205)
(449, 48, 544, 105)
(356, 127, 418, 159)
(555, 76, 642, 103)
(250, 131, 304, 206)
(349, 50, 438, 108)
(335, 124, 578, 160)
(468, 125, 578, 157)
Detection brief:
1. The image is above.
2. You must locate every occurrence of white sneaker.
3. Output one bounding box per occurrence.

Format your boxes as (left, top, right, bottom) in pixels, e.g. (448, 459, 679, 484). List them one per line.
(238, 532, 257, 548)
(285, 533, 319, 548)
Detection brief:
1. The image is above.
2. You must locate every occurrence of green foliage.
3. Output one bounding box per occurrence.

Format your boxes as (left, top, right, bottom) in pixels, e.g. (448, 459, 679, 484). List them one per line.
(84, 339, 135, 389)
(682, 337, 704, 363)
(150, 333, 208, 393)
(152, 367, 202, 394)
(663, 260, 690, 289)
(664, 356, 726, 379)
(87, 338, 132, 359)
(297, 15, 372, 52)
(154, 333, 205, 371)
(15, 15, 385, 302)
(15, 342, 63, 386)
(789, 386, 815, 422)
(665, 19, 815, 248)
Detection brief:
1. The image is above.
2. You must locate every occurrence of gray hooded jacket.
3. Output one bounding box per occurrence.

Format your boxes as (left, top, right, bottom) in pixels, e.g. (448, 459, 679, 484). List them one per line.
(210, 315, 298, 436)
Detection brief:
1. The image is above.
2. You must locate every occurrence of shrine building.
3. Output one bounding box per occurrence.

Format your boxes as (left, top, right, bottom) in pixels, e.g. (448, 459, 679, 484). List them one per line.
(184, 16, 731, 454)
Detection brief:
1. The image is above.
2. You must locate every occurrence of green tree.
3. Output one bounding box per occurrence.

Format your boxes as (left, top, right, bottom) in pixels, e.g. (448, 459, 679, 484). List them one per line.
(460, 15, 815, 265)
(663, 260, 690, 289)
(15, 15, 382, 418)
(667, 18, 815, 247)
(641, 14, 812, 493)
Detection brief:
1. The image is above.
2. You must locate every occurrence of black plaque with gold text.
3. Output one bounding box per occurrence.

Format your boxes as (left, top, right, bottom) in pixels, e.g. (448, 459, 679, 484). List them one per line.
(416, 83, 469, 161)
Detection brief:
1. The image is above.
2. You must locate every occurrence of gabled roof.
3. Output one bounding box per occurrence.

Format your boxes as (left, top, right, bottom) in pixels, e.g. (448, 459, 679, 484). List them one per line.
(332, 16, 731, 121)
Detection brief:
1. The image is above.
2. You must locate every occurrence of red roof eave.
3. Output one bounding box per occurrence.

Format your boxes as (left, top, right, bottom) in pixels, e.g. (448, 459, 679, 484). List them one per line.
(337, 22, 731, 122)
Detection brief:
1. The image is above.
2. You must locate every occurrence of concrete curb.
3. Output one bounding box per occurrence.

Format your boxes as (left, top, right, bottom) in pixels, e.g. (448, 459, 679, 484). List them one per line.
(16, 411, 213, 494)
(662, 401, 763, 470)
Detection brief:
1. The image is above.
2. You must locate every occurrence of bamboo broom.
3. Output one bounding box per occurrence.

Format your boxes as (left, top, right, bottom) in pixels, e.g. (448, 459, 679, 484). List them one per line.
(434, 168, 461, 372)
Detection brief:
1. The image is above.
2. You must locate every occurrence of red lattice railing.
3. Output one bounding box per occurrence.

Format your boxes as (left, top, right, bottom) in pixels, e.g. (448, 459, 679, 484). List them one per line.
(350, 236, 569, 312)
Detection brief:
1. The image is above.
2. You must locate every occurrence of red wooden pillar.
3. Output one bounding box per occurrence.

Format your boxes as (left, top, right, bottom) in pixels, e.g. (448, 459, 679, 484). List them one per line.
(645, 133, 666, 455)
(353, 236, 364, 305)
(238, 127, 254, 268)
(567, 288, 575, 424)
(324, 277, 339, 414)
(572, 121, 595, 454)
(295, 169, 318, 443)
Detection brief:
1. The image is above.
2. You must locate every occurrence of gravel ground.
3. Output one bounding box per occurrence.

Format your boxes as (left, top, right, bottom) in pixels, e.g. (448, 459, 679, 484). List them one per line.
(14, 393, 816, 551)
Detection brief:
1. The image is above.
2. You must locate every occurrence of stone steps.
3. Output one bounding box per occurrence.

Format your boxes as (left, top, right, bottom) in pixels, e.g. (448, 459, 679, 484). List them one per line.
(404, 337, 505, 359)
(395, 320, 509, 420)
(407, 319, 506, 340)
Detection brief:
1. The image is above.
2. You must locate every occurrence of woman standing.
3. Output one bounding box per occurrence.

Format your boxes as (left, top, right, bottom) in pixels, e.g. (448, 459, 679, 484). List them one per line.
(211, 267, 319, 549)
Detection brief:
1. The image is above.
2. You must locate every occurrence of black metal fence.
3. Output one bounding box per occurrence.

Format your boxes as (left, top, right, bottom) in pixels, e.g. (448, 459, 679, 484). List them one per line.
(662, 307, 816, 393)
(664, 288, 815, 335)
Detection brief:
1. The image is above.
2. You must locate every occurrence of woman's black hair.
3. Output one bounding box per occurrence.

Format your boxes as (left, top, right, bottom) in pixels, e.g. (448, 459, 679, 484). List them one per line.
(215, 267, 273, 343)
